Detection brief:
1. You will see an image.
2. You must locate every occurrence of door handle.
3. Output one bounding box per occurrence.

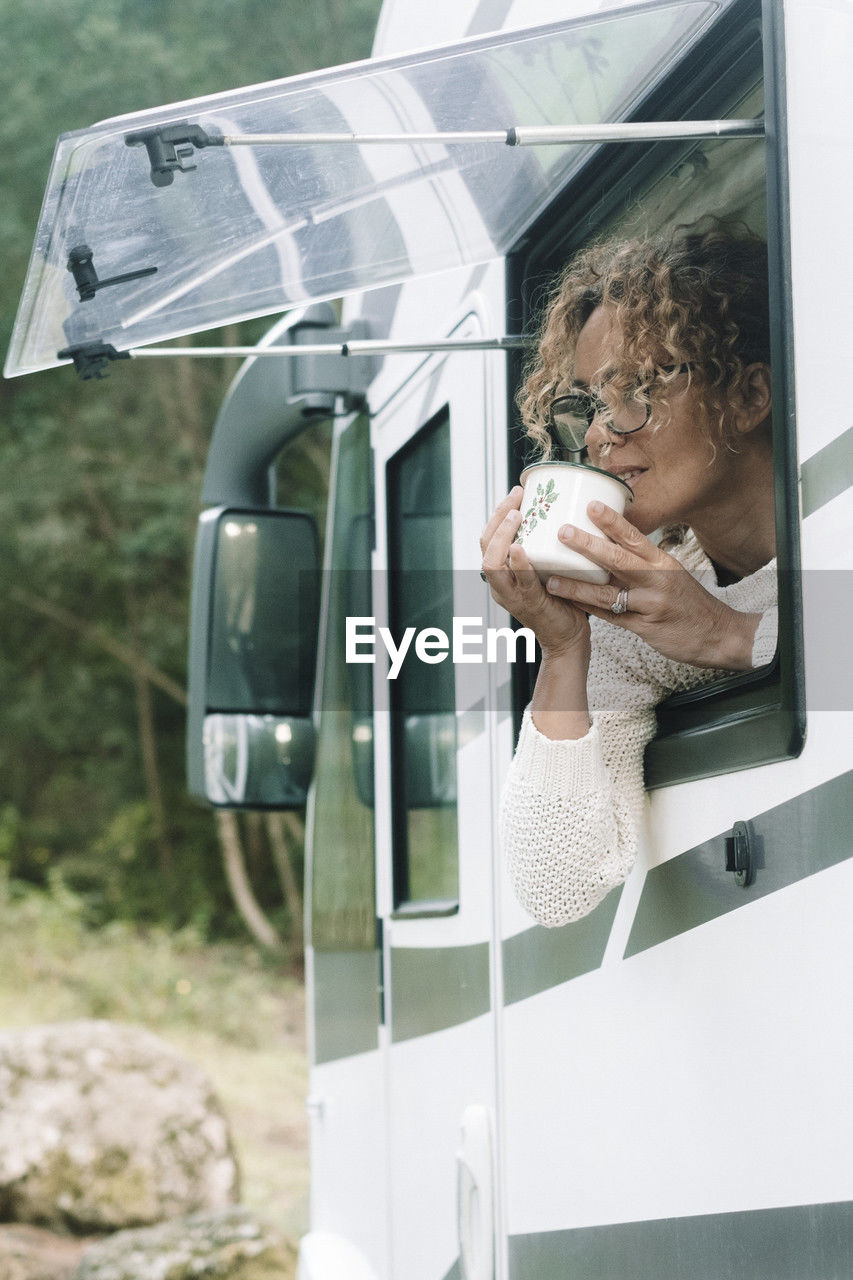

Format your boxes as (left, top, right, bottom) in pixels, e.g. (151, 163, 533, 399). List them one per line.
(455, 1105, 494, 1280)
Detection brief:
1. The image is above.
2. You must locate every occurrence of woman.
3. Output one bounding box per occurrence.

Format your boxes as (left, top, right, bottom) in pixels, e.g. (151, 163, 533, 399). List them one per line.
(480, 220, 778, 927)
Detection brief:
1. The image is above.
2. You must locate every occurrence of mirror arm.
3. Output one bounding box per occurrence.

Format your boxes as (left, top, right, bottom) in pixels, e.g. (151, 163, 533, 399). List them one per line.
(200, 302, 372, 508)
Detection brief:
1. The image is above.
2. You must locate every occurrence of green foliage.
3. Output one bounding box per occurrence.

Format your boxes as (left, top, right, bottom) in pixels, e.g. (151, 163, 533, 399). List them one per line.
(0, 871, 297, 1046)
(0, 0, 380, 934)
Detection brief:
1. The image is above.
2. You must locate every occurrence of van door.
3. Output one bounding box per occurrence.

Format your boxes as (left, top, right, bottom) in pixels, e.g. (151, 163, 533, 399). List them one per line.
(372, 306, 502, 1280)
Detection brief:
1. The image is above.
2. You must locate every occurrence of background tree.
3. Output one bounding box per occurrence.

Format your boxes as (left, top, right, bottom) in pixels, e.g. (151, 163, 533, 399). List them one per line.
(0, 0, 381, 945)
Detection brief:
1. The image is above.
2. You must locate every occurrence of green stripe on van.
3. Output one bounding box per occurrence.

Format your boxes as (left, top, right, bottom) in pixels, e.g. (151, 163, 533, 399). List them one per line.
(801, 424, 853, 518)
(440, 1199, 853, 1280)
(313, 949, 381, 1065)
(317, 771, 853, 1060)
(390, 942, 490, 1042)
(389, 889, 620, 1045)
(502, 887, 621, 1006)
(506, 1199, 853, 1279)
(625, 768, 853, 957)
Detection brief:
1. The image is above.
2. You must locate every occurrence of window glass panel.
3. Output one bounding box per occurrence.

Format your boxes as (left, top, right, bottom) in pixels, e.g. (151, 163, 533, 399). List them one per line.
(7, 4, 721, 376)
(596, 82, 766, 239)
(310, 415, 376, 949)
(387, 409, 458, 908)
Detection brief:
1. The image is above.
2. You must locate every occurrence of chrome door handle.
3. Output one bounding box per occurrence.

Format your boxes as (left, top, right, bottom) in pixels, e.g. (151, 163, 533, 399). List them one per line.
(456, 1105, 494, 1280)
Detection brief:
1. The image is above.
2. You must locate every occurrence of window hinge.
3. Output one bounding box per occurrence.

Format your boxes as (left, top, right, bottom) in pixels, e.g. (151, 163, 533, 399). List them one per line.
(124, 121, 224, 186)
(56, 341, 131, 380)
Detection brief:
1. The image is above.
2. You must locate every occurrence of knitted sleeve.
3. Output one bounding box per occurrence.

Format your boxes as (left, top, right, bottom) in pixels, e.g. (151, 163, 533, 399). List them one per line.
(499, 703, 657, 926)
(751, 605, 778, 669)
(499, 543, 778, 928)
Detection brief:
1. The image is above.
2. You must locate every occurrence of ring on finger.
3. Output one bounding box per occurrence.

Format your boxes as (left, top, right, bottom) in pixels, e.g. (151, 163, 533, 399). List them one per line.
(610, 587, 629, 615)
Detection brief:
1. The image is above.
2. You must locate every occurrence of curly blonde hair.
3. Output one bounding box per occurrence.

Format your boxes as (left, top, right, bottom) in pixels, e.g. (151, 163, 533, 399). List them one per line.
(518, 217, 770, 460)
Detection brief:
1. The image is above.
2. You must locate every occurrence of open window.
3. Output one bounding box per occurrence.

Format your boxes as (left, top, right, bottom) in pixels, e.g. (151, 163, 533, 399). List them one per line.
(7, 0, 753, 379)
(507, 0, 804, 786)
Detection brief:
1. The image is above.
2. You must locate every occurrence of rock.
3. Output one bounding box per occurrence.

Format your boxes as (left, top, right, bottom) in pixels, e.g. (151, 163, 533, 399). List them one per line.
(0, 1021, 239, 1233)
(72, 1208, 296, 1280)
(0, 1223, 92, 1280)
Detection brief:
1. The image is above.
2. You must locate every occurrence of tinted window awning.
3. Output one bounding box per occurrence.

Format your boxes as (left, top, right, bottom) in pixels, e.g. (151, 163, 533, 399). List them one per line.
(5, 0, 755, 378)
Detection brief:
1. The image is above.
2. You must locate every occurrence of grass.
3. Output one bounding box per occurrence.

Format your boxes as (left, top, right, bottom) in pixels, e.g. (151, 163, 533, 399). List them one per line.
(0, 872, 309, 1248)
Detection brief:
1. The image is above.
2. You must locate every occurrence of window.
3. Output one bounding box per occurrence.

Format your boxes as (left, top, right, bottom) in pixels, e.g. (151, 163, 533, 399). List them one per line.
(507, 0, 804, 785)
(9, 2, 725, 378)
(386, 409, 459, 913)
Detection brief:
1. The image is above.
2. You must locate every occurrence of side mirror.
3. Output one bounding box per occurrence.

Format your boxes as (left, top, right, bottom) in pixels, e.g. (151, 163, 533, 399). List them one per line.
(187, 508, 320, 808)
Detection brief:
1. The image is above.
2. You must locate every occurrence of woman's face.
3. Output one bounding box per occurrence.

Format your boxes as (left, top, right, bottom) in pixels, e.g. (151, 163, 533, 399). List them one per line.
(573, 304, 747, 536)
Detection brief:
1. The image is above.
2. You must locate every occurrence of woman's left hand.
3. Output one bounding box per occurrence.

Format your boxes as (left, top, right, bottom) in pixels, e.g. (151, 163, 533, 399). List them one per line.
(546, 501, 761, 671)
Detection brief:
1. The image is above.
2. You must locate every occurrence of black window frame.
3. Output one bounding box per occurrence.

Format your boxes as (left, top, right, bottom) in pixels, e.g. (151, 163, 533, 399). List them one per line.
(386, 405, 461, 917)
(505, 0, 805, 788)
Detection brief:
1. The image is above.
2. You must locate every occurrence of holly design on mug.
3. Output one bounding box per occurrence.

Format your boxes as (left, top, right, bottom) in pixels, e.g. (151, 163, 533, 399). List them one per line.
(515, 479, 558, 542)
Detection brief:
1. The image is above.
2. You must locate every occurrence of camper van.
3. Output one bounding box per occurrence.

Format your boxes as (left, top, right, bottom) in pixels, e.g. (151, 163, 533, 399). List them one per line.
(6, 0, 853, 1275)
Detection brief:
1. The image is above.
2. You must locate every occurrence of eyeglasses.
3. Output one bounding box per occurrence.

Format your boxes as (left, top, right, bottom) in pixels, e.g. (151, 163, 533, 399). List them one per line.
(547, 364, 693, 454)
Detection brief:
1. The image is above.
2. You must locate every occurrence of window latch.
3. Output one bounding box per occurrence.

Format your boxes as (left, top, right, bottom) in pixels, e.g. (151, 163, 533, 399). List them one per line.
(725, 820, 755, 888)
(67, 244, 158, 302)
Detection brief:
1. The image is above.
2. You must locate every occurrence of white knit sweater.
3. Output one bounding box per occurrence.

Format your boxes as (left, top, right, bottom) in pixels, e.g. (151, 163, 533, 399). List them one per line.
(499, 532, 778, 927)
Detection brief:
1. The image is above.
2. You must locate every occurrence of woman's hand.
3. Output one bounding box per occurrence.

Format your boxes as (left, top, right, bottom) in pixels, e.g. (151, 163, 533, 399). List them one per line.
(546, 501, 761, 670)
(479, 487, 591, 662)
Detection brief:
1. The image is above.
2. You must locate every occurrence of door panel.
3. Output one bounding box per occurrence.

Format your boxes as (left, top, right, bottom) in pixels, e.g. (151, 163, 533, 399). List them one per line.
(375, 304, 501, 1280)
(306, 412, 388, 1274)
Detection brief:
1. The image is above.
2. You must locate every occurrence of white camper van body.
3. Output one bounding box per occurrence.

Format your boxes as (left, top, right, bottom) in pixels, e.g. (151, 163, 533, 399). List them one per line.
(6, 1, 852, 1277)
(298, 2, 853, 1279)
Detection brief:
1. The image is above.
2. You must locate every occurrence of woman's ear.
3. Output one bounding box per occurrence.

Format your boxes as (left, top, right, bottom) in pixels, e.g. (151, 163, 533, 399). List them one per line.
(732, 362, 772, 433)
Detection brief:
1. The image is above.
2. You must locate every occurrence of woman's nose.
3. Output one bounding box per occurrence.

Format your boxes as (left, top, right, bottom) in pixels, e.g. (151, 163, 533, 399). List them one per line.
(584, 414, 606, 452)
(584, 417, 626, 454)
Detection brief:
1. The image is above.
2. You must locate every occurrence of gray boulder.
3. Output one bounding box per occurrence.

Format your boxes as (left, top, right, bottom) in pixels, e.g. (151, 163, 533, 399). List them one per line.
(72, 1208, 296, 1280)
(0, 1021, 239, 1232)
